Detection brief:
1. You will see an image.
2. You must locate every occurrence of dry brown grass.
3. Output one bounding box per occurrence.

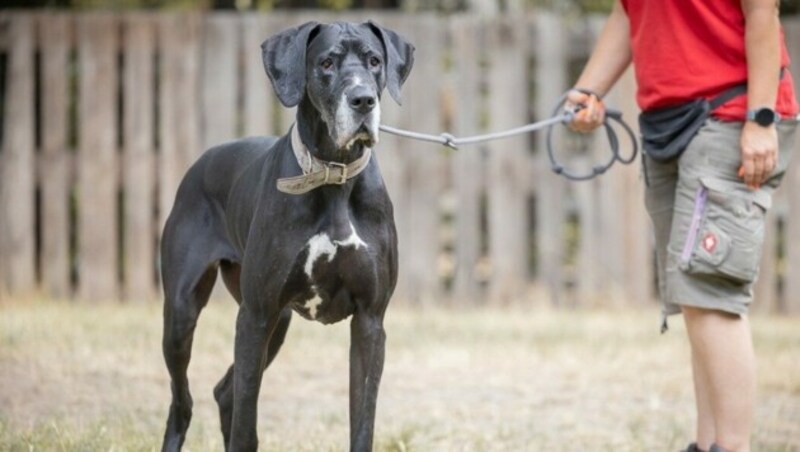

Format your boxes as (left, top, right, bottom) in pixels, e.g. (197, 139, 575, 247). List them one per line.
(1, 299, 799, 451)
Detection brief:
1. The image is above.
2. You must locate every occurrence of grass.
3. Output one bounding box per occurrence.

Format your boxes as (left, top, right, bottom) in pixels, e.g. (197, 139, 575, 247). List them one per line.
(1, 299, 799, 451)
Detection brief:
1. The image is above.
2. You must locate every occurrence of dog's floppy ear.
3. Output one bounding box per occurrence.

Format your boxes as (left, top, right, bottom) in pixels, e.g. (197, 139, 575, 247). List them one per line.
(261, 21, 320, 108)
(366, 21, 415, 105)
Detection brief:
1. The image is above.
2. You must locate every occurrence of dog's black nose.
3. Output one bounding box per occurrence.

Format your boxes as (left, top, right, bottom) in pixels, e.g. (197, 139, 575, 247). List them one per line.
(347, 86, 376, 114)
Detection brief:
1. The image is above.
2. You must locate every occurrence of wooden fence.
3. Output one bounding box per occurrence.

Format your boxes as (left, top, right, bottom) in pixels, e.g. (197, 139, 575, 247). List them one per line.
(1, 11, 799, 312)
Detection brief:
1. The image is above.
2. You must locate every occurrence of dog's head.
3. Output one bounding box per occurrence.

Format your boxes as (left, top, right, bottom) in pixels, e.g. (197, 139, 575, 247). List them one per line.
(262, 21, 414, 151)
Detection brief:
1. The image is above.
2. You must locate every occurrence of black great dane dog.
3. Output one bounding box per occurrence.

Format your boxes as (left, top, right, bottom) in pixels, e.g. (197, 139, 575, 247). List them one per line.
(159, 21, 414, 451)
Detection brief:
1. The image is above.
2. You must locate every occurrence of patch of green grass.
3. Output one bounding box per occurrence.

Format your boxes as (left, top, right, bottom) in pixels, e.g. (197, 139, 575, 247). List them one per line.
(1, 300, 799, 450)
(0, 416, 158, 452)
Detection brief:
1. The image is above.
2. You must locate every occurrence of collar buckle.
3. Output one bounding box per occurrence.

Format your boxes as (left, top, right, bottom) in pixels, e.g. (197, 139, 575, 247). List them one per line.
(324, 161, 348, 185)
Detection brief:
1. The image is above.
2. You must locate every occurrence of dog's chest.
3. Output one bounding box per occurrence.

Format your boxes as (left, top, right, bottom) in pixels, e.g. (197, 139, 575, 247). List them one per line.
(285, 220, 376, 324)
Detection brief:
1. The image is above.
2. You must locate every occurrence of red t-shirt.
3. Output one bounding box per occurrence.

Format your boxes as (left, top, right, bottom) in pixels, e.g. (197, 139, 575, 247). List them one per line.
(620, 0, 799, 120)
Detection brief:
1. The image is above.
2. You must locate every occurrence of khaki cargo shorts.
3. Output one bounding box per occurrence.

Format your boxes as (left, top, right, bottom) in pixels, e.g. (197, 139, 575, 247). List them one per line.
(643, 118, 798, 323)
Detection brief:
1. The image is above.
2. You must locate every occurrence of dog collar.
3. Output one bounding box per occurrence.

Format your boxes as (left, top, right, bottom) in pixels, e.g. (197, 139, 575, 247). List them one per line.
(276, 125, 373, 195)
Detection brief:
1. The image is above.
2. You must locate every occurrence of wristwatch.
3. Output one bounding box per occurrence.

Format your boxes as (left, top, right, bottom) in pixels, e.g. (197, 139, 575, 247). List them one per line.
(746, 107, 781, 127)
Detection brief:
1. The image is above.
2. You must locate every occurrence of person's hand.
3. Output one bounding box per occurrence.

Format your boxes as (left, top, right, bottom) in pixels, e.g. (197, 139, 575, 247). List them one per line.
(566, 89, 606, 133)
(739, 121, 778, 190)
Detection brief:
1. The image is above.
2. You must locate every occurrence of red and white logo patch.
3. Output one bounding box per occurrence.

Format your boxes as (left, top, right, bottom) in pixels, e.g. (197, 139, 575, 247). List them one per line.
(702, 232, 718, 253)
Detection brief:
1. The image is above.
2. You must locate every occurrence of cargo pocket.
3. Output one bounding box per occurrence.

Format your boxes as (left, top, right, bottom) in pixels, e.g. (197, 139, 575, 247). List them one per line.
(678, 177, 771, 284)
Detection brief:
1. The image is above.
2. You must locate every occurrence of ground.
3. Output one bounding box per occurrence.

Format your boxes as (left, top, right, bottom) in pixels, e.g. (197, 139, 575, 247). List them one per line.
(1, 299, 799, 451)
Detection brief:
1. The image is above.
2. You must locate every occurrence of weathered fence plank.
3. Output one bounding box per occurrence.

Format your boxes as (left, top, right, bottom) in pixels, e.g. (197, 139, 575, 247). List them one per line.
(0, 14, 36, 297)
(77, 14, 119, 301)
(487, 16, 530, 304)
(575, 135, 603, 307)
(615, 67, 652, 305)
(242, 14, 276, 137)
(38, 13, 72, 299)
(534, 13, 567, 305)
(158, 14, 201, 231)
(754, 210, 779, 312)
(398, 14, 444, 305)
(122, 14, 157, 302)
(783, 19, 800, 313)
(574, 18, 605, 307)
(450, 15, 484, 304)
(201, 13, 238, 149)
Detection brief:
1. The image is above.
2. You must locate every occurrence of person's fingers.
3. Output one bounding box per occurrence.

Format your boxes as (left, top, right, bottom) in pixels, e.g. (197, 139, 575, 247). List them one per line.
(751, 157, 765, 189)
(740, 123, 778, 190)
(593, 98, 606, 125)
(584, 95, 597, 118)
(762, 150, 777, 185)
(566, 90, 590, 107)
(570, 112, 593, 133)
(566, 91, 593, 132)
(740, 158, 756, 188)
(567, 90, 605, 133)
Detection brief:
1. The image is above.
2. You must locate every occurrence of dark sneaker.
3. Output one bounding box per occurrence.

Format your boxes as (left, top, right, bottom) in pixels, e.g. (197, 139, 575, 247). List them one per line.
(683, 443, 705, 452)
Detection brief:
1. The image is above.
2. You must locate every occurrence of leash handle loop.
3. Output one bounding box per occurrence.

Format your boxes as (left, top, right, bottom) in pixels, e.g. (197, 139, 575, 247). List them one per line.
(379, 90, 639, 181)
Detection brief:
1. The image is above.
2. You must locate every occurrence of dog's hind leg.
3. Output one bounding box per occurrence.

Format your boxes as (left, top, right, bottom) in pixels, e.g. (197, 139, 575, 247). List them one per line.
(161, 234, 224, 452)
(213, 306, 292, 450)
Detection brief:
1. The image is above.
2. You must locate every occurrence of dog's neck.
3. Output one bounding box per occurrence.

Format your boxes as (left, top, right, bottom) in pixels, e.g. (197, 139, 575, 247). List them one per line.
(294, 97, 369, 165)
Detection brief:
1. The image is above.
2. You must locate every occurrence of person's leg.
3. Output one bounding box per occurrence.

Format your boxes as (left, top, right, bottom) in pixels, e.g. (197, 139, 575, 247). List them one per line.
(665, 121, 796, 452)
(682, 306, 756, 452)
(690, 340, 716, 451)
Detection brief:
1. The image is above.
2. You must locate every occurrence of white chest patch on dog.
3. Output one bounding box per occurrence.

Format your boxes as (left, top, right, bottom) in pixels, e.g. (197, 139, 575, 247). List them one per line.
(302, 222, 368, 319)
(304, 233, 337, 277)
(306, 290, 324, 319)
(303, 223, 367, 277)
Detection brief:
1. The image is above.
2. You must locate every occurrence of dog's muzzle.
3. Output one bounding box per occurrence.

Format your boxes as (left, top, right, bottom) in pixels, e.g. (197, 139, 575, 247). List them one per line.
(333, 82, 381, 150)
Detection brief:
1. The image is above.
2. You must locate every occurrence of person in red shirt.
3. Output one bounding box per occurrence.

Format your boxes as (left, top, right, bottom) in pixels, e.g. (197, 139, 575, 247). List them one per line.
(568, 1, 798, 451)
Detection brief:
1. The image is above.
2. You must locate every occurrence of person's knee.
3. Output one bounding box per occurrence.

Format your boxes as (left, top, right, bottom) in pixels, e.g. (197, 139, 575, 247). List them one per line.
(681, 305, 741, 323)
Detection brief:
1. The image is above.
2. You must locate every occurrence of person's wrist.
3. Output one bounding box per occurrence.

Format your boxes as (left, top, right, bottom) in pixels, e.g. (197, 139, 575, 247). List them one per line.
(746, 107, 780, 127)
(571, 87, 603, 100)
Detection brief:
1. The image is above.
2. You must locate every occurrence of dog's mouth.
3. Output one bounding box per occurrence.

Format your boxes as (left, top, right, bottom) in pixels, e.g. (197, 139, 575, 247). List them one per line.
(330, 94, 381, 151)
(339, 121, 379, 151)
(346, 124, 379, 149)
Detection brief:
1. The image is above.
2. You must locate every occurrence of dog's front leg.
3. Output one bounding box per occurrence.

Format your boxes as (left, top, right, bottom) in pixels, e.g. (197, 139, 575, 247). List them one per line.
(228, 303, 279, 452)
(349, 309, 387, 451)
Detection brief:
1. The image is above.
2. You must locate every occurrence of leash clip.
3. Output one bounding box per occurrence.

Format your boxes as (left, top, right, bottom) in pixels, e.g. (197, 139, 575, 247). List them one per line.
(324, 161, 348, 185)
(441, 133, 459, 150)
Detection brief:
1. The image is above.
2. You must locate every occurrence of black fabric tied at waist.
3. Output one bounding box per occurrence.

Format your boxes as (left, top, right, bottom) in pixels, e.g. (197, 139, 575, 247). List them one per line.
(639, 68, 786, 163)
(638, 84, 747, 162)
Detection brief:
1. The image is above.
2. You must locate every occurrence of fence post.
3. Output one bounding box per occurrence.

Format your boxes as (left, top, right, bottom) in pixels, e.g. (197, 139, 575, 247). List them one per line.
(754, 211, 779, 312)
(77, 13, 120, 302)
(158, 14, 201, 233)
(614, 68, 653, 306)
(242, 14, 277, 137)
(122, 14, 157, 302)
(404, 15, 445, 305)
(38, 13, 73, 300)
(0, 13, 36, 298)
(783, 18, 800, 314)
(450, 15, 485, 304)
(201, 13, 239, 150)
(534, 13, 567, 305)
(486, 16, 530, 305)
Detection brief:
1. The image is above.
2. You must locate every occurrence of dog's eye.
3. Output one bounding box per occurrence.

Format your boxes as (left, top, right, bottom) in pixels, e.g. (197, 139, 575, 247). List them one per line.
(369, 56, 381, 68)
(320, 58, 334, 70)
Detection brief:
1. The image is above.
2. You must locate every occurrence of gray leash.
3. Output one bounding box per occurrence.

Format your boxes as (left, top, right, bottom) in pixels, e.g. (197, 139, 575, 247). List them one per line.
(379, 91, 639, 181)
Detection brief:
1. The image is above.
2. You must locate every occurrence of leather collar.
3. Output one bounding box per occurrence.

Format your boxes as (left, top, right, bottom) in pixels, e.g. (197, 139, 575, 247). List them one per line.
(276, 125, 373, 195)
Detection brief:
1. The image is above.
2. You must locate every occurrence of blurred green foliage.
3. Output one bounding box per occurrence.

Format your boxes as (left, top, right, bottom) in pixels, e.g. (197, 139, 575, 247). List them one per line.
(4, 0, 800, 13)
(528, 0, 798, 14)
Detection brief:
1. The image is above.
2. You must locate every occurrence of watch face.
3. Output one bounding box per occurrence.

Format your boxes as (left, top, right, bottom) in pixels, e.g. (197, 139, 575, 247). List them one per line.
(755, 108, 777, 126)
